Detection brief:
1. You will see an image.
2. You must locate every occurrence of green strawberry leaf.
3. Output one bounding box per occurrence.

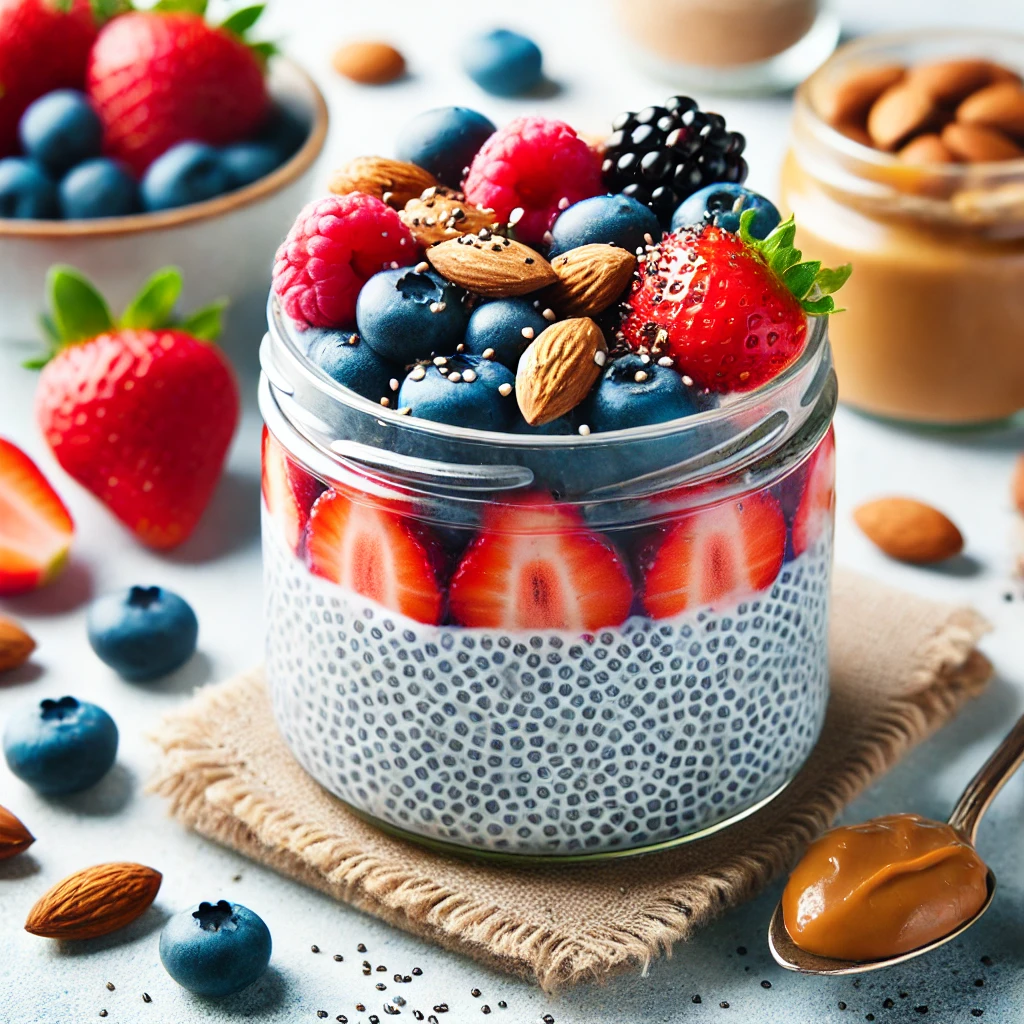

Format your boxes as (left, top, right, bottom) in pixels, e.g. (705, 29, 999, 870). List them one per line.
(39, 312, 61, 346)
(120, 266, 183, 330)
(89, 0, 134, 20)
(152, 0, 206, 13)
(740, 209, 851, 316)
(47, 266, 114, 344)
(177, 298, 227, 342)
(248, 39, 279, 62)
(22, 355, 53, 370)
(220, 3, 264, 36)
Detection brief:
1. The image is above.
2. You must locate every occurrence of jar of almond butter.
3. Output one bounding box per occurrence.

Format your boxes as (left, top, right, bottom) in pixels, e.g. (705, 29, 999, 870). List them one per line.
(781, 31, 1024, 424)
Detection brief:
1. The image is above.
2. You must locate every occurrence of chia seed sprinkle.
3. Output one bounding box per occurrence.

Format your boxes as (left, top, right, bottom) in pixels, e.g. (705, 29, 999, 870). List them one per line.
(682, 374, 694, 386)
(972, 1011, 984, 1017)
(411, 365, 426, 380)
(521, 327, 535, 340)
(509, 207, 524, 225)
(380, 397, 390, 407)
(543, 231, 554, 246)
(357, 944, 367, 953)
(634, 370, 649, 382)
(498, 382, 513, 397)
(761, 980, 772, 989)
(393, 996, 406, 1006)
(356, 1004, 366, 1012)
(412, 968, 423, 976)
(105, 983, 115, 991)
(482, 1008, 491, 1015)
(578, 424, 591, 436)
(448, 372, 462, 383)
(142, 993, 151, 1003)
(429, 301, 446, 313)
(414, 1013, 424, 1021)
(644, 233, 654, 245)
(99, 1012, 107, 1018)
(318, 1012, 328, 1019)
(541, 308, 556, 321)
(839, 1002, 847, 1010)
(640, 353, 651, 363)
(463, 369, 477, 382)
(594, 350, 607, 366)
(692, 996, 702, 1004)
(499, 1002, 507, 1008)
(471, 989, 481, 998)
(334, 954, 343, 962)
(377, 983, 387, 991)
(482, 347, 495, 359)
(434, 1005, 449, 1013)
(338, 1017, 348, 1023)
(433, 356, 448, 366)
(975, 978, 985, 987)
(415, 261, 430, 273)
(389, 378, 399, 391)
(720, 1002, 730, 1009)
(456, 343, 465, 352)
(376, 965, 387, 972)
(557, 197, 569, 210)
(883, 999, 895, 1008)
(657, 356, 673, 367)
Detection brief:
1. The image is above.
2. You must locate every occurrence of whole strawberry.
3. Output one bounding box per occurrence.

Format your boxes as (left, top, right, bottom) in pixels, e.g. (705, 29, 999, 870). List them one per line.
(621, 212, 851, 393)
(0, 0, 98, 156)
(86, 1, 271, 175)
(35, 266, 239, 550)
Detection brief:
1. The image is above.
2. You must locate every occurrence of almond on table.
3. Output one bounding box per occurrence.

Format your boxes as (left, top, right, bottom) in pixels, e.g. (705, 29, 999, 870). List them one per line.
(854, 497, 964, 564)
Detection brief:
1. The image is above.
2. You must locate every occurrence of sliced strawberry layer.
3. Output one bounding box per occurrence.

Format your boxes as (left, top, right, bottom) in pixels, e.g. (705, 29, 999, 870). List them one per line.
(261, 427, 324, 555)
(305, 489, 443, 625)
(792, 427, 836, 557)
(0, 437, 74, 596)
(641, 491, 785, 619)
(449, 498, 634, 632)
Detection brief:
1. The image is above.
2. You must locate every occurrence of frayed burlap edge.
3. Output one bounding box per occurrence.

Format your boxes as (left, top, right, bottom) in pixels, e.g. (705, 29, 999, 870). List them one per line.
(150, 612, 991, 991)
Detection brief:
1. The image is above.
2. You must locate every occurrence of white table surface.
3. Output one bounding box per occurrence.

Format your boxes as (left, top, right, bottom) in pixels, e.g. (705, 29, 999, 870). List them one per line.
(2, 1, 1023, 1021)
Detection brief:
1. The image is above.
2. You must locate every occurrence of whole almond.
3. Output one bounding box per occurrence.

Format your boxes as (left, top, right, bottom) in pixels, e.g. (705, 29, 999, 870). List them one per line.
(854, 497, 963, 564)
(0, 616, 35, 674)
(0, 805, 34, 861)
(898, 133, 958, 164)
(1012, 454, 1024, 516)
(957, 82, 1024, 139)
(907, 59, 1000, 105)
(400, 187, 497, 247)
(835, 120, 874, 147)
(427, 235, 556, 297)
(329, 156, 437, 208)
(541, 244, 637, 317)
(941, 122, 1023, 162)
(516, 318, 607, 426)
(820, 64, 906, 127)
(25, 862, 162, 940)
(332, 41, 406, 85)
(867, 84, 939, 150)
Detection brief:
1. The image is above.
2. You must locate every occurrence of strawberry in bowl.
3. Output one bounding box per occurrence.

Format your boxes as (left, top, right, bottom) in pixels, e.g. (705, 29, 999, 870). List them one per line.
(259, 94, 846, 859)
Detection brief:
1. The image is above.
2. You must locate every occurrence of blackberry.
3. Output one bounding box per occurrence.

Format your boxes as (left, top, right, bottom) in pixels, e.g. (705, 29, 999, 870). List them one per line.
(601, 96, 748, 226)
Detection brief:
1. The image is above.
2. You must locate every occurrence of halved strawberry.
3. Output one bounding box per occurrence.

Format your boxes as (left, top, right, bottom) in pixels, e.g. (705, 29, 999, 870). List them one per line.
(448, 497, 634, 632)
(261, 427, 324, 555)
(792, 427, 836, 557)
(0, 437, 74, 596)
(640, 491, 785, 618)
(305, 489, 444, 625)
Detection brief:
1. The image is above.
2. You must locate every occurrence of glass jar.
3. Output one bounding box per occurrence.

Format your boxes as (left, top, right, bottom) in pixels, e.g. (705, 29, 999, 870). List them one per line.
(613, 0, 839, 95)
(259, 297, 837, 861)
(781, 30, 1024, 425)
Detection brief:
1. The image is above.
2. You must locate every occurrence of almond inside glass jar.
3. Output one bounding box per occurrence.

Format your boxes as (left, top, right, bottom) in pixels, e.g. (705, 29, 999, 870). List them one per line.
(781, 33, 1024, 425)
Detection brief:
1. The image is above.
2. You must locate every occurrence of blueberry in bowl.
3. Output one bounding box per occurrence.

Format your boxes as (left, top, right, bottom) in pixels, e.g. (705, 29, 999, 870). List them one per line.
(671, 183, 780, 239)
(304, 328, 396, 402)
(547, 194, 662, 257)
(463, 297, 549, 370)
(3, 696, 118, 795)
(397, 354, 517, 431)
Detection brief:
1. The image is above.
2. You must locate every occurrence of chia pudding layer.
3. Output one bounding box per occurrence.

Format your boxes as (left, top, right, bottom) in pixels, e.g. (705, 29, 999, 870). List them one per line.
(264, 512, 831, 857)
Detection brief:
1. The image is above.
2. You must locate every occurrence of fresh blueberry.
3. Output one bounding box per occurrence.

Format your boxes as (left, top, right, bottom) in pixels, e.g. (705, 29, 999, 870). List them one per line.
(59, 158, 139, 219)
(256, 102, 310, 162)
(357, 267, 467, 365)
(160, 900, 272, 998)
(87, 585, 198, 682)
(3, 696, 118, 795)
(0, 158, 59, 219)
(582, 354, 704, 433)
(463, 298, 548, 371)
(18, 89, 102, 175)
(548, 194, 662, 257)
(141, 142, 230, 212)
(396, 106, 496, 188)
(220, 142, 282, 190)
(671, 183, 781, 239)
(461, 28, 543, 97)
(304, 328, 396, 401)
(398, 354, 516, 431)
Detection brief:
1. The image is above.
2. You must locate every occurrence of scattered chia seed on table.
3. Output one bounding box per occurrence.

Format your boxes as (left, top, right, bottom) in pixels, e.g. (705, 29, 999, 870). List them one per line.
(311, 945, 320, 953)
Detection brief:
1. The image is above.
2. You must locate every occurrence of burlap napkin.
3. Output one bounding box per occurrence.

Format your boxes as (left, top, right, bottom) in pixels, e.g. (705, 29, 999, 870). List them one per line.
(150, 569, 992, 990)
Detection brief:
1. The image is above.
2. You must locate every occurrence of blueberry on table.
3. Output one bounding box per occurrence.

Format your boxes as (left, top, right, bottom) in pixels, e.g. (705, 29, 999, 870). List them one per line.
(220, 141, 283, 190)
(463, 298, 548, 370)
(582, 354, 705, 433)
(671, 183, 781, 239)
(18, 89, 102, 175)
(87, 585, 198, 682)
(59, 158, 139, 219)
(3, 696, 118, 795)
(0, 158, 59, 219)
(160, 900, 272, 998)
(397, 354, 517, 431)
(396, 106, 496, 188)
(141, 141, 230, 212)
(461, 28, 543, 97)
(548, 194, 662, 257)
(356, 266, 467, 364)
(304, 328, 396, 401)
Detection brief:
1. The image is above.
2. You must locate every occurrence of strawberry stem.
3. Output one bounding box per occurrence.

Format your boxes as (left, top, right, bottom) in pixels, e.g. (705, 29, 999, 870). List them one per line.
(739, 209, 851, 316)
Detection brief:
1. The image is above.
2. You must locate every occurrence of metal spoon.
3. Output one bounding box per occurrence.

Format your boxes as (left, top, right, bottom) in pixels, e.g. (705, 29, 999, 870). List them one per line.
(768, 710, 1024, 975)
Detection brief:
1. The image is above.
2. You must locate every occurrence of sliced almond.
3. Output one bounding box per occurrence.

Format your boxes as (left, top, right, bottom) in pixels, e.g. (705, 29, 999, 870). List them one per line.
(0, 616, 35, 674)
(329, 156, 437, 208)
(820, 64, 906, 127)
(0, 805, 34, 861)
(427, 235, 556, 297)
(957, 82, 1024, 139)
(867, 84, 939, 151)
(854, 497, 963, 564)
(332, 41, 406, 85)
(941, 122, 1023, 162)
(907, 58, 1001, 105)
(898, 133, 958, 165)
(516, 318, 607, 426)
(400, 187, 497, 247)
(1013, 454, 1024, 516)
(25, 862, 162, 940)
(540, 244, 637, 318)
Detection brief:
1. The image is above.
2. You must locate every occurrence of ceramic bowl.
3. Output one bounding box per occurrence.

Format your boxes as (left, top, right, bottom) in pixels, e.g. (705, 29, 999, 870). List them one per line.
(0, 57, 328, 344)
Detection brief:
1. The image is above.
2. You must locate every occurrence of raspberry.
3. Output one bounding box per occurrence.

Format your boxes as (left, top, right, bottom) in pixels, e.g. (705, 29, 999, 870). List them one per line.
(272, 193, 416, 329)
(463, 116, 602, 246)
